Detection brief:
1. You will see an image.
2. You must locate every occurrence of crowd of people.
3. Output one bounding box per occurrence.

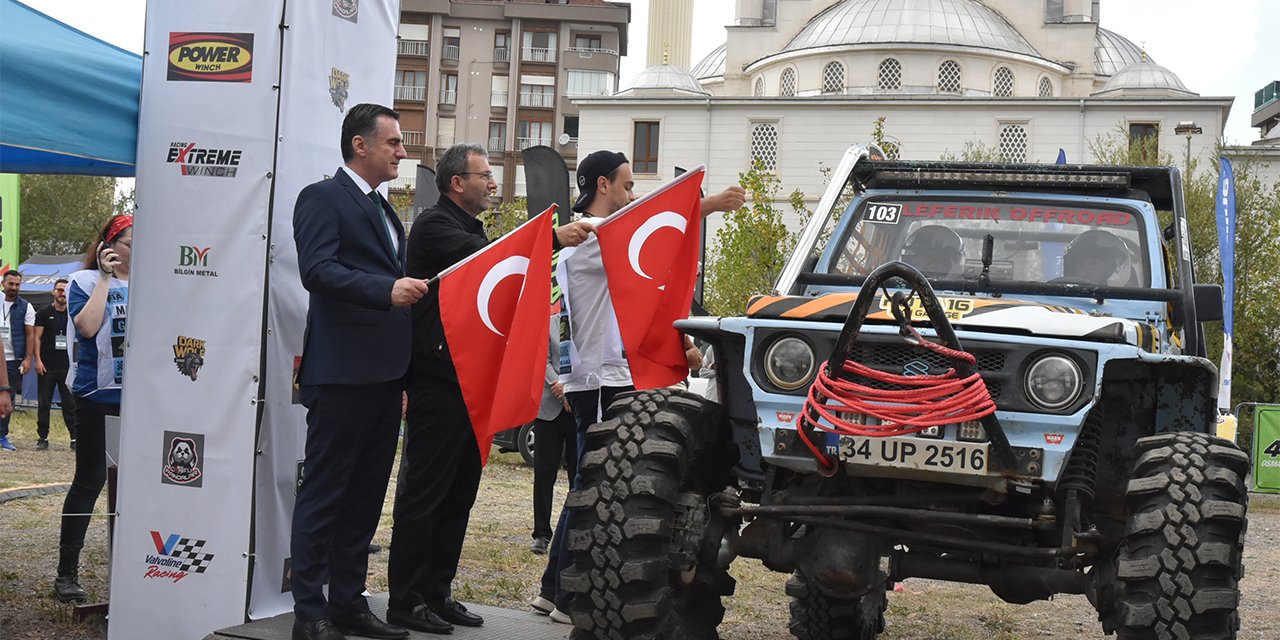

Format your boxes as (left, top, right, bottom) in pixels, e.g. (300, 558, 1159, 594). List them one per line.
(288, 103, 742, 640)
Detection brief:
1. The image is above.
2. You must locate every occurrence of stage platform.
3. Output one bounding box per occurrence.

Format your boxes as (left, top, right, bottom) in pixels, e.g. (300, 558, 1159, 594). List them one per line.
(207, 595, 569, 640)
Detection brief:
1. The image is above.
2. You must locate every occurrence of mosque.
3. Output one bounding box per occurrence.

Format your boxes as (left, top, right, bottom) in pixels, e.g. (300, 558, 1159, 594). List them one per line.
(575, 0, 1277, 202)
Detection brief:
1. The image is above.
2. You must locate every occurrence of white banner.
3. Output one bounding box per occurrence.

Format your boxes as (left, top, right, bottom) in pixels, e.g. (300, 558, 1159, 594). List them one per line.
(109, 4, 280, 639)
(250, 0, 402, 618)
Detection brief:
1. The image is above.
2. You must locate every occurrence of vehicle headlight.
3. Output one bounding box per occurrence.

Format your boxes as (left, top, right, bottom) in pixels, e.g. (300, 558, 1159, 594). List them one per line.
(763, 336, 817, 391)
(1024, 354, 1082, 410)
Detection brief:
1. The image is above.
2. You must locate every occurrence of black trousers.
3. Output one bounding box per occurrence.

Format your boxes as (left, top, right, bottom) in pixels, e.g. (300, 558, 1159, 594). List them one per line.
(388, 375, 483, 611)
(291, 381, 402, 622)
(37, 368, 76, 441)
(0, 360, 18, 439)
(58, 397, 116, 573)
(532, 409, 577, 540)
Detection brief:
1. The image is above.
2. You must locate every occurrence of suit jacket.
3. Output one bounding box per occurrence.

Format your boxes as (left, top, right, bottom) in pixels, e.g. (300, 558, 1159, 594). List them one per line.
(293, 167, 411, 386)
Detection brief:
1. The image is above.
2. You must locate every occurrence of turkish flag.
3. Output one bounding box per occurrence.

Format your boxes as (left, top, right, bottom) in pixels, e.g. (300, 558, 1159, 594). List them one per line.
(595, 167, 704, 389)
(439, 206, 555, 464)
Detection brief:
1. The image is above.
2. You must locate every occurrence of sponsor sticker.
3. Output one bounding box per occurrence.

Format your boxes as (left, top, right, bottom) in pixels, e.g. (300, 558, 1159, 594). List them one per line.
(145, 530, 215, 582)
(173, 336, 206, 381)
(329, 67, 350, 111)
(1044, 433, 1065, 445)
(167, 142, 242, 178)
(776, 411, 795, 424)
(161, 430, 204, 487)
(167, 32, 254, 83)
(332, 0, 358, 23)
(175, 245, 218, 277)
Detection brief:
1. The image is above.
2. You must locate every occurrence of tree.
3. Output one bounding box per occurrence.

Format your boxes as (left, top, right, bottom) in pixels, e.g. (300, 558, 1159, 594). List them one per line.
(478, 195, 528, 239)
(18, 174, 115, 261)
(704, 161, 796, 315)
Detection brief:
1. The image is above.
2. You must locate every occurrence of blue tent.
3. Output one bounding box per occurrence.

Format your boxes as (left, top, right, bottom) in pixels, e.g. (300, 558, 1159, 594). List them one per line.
(0, 0, 142, 176)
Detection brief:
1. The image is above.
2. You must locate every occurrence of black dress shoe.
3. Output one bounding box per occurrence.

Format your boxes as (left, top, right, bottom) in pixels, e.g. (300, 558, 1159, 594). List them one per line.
(332, 611, 407, 639)
(427, 599, 484, 627)
(386, 604, 453, 635)
(291, 618, 345, 640)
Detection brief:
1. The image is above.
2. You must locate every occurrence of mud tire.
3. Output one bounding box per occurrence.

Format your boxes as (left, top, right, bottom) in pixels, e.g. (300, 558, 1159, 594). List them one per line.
(1096, 431, 1248, 640)
(562, 389, 733, 640)
(786, 570, 886, 640)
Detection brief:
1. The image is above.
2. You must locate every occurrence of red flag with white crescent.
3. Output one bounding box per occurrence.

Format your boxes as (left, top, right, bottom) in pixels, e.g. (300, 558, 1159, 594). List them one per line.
(594, 167, 704, 389)
(438, 206, 555, 464)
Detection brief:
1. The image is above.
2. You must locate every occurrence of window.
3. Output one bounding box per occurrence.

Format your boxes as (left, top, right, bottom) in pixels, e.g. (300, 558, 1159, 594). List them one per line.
(822, 61, 845, 93)
(398, 70, 424, 87)
(750, 122, 778, 171)
(878, 58, 901, 91)
(754, 76, 765, 96)
(522, 31, 558, 63)
(488, 121, 506, 152)
(1128, 123, 1159, 162)
(779, 68, 796, 97)
(938, 60, 961, 93)
(563, 116, 579, 141)
(440, 73, 458, 105)
(633, 121, 660, 174)
(494, 31, 511, 62)
(999, 123, 1027, 163)
(491, 75, 508, 107)
(442, 27, 460, 60)
(1038, 76, 1054, 97)
(566, 70, 615, 97)
(518, 120, 552, 149)
(574, 34, 602, 49)
(993, 66, 1014, 97)
(437, 116, 455, 148)
(519, 74, 555, 108)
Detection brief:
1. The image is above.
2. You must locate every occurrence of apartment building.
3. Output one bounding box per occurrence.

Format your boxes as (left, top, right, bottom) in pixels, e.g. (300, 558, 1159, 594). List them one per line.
(392, 0, 630, 200)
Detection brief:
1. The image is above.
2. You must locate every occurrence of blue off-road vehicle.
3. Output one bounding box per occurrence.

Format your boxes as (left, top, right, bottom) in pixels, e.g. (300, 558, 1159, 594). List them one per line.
(561, 147, 1248, 640)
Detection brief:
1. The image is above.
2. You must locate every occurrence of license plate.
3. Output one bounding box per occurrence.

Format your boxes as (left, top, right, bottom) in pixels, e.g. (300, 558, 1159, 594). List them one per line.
(831, 434, 990, 476)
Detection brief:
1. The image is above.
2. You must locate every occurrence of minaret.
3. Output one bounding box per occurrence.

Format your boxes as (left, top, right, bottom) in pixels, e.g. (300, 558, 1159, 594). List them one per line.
(647, 0, 693, 69)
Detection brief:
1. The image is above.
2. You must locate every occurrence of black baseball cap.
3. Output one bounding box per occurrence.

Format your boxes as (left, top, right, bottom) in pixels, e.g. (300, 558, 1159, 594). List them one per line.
(573, 150, 629, 213)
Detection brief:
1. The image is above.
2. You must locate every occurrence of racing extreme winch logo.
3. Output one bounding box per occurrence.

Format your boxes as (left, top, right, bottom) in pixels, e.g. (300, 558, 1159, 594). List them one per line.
(167, 32, 254, 82)
(167, 142, 241, 177)
(145, 531, 215, 583)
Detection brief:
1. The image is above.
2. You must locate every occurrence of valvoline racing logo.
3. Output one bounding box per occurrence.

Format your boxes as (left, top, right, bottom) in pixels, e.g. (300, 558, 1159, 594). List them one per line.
(144, 531, 215, 583)
(167, 32, 254, 82)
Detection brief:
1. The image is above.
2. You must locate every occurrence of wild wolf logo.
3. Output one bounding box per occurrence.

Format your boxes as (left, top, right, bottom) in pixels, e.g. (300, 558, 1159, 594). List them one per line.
(173, 335, 206, 381)
(162, 433, 203, 486)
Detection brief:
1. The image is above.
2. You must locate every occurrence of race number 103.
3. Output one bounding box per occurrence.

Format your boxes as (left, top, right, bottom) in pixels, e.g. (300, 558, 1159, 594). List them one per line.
(864, 203, 902, 224)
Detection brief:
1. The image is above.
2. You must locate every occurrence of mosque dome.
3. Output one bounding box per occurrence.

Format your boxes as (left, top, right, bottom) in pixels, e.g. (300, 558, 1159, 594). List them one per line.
(691, 43, 726, 80)
(618, 64, 710, 96)
(1093, 27, 1146, 77)
(781, 0, 1039, 58)
(1094, 60, 1195, 97)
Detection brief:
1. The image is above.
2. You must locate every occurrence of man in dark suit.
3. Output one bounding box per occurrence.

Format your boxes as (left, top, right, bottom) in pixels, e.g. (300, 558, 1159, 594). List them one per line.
(291, 103, 428, 640)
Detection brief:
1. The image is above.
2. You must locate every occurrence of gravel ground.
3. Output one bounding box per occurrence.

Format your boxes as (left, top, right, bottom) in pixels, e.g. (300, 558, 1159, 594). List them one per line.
(2, 411, 1277, 640)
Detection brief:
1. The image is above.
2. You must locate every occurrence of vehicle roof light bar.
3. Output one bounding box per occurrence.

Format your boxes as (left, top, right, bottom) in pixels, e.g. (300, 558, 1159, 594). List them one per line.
(874, 169, 1130, 188)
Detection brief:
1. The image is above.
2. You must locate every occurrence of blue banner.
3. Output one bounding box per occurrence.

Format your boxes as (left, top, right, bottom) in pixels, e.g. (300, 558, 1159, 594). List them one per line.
(1217, 157, 1236, 337)
(1055, 148, 1066, 164)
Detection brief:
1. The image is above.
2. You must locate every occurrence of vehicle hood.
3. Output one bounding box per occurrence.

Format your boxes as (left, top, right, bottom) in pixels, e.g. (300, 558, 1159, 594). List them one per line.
(745, 293, 1159, 351)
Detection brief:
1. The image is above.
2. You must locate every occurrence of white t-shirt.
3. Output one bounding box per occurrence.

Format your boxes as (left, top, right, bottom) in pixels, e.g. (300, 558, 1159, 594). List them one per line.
(1, 298, 36, 361)
(558, 220, 631, 392)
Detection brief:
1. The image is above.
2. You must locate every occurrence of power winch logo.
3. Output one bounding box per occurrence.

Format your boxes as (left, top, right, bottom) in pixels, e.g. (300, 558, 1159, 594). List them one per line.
(167, 142, 242, 178)
(167, 33, 254, 82)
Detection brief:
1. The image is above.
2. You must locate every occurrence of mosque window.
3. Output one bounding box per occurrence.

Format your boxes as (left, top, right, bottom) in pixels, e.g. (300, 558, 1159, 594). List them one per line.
(779, 68, 796, 97)
(1038, 76, 1054, 97)
(754, 76, 765, 97)
(750, 122, 778, 172)
(999, 123, 1028, 163)
(993, 66, 1014, 97)
(822, 61, 845, 94)
(1128, 122, 1159, 163)
(633, 121, 660, 174)
(938, 60, 962, 93)
(878, 58, 901, 91)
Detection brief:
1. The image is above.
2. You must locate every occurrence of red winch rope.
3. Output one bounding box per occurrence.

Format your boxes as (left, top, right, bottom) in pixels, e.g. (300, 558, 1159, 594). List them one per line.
(796, 323, 996, 473)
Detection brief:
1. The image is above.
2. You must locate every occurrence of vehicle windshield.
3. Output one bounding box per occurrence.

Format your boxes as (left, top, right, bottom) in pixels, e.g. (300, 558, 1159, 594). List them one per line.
(826, 197, 1149, 287)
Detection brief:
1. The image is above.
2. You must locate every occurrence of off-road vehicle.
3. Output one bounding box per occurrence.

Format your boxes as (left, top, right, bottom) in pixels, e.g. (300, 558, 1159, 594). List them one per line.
(562, 146, 1248, 640)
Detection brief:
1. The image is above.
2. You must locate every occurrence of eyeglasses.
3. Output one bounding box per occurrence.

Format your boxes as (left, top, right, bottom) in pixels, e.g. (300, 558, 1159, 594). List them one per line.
(459, 171, 495, 181)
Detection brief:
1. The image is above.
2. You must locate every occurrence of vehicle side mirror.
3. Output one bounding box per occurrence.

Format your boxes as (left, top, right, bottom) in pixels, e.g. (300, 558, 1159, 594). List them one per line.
(1193, 284, 1223, 323)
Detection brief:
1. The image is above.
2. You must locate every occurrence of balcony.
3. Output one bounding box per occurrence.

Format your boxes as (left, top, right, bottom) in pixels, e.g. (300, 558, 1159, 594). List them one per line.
(517, 136, 551, 150)
(402, 130, 425, 147)
(491, 90, 508, 107)
(437, 134, 455, 148)
(397, 39, 429, 57)
(522, 47, 556, 63)
(442, 44, 460, 61)
(394, 85, 425, 101)
(566, 46, 618, 58)
(440, 89, 457, 105)
(388, 174, 416, 191)
(488, 137, 506, 153)
(519, 92, 555, 108)
(493, 47, 510, 63)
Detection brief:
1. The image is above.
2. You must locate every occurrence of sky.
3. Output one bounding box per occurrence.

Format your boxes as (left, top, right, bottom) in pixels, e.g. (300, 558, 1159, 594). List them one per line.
(17, 0, 1278, 145)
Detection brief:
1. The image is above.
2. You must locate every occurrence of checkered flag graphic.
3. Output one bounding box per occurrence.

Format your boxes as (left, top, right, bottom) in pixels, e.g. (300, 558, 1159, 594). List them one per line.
(170, 538, 215, 573)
